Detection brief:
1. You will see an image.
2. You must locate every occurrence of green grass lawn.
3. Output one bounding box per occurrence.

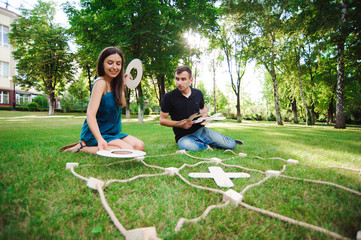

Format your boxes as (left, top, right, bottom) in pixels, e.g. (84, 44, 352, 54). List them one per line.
(1, 111, 360, 239)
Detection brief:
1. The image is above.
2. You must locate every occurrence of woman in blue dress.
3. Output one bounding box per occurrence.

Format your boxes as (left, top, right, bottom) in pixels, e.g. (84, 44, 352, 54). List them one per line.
(62, 47, 144, 154)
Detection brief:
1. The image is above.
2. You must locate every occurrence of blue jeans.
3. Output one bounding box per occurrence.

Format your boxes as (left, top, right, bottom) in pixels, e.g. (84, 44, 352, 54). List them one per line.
(177, 127, 236, 151)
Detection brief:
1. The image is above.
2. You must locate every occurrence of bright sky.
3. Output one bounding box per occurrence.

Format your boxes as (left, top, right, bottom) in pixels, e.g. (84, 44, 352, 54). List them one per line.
(4, 0, 77, 27)
(185, 32, 264, 103)
(4, 0, 264, 103)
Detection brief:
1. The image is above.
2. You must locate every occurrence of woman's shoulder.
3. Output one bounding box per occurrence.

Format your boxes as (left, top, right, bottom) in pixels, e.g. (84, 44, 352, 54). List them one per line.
(91, 78, 107, 94)
(92, 77, 107, 88)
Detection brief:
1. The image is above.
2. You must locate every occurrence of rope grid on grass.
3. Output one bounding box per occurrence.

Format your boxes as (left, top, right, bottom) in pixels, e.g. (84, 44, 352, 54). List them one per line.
(65, 150, 361, 240)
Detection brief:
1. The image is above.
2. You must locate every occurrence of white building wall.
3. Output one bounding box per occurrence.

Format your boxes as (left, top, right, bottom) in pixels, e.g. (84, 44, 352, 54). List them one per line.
(0, 7, 17, 91)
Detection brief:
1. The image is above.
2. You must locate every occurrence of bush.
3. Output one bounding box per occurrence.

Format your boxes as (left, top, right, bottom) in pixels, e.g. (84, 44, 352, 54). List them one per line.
(318, 114, 327, 122)
(15, 106, 28, 111)
(0, 106, 13, 111)
(267, 113, 276, 121)
(144, 107, 152, 115)
(62, 102, 72, 113)
(27, 102, 39, 111)
(33, 95, 48, 108)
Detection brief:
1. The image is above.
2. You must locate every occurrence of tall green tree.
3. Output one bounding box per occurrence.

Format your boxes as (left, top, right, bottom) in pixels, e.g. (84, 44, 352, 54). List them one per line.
(65, 0, 218, 122)
(209, 17, 251, 122)
(225, 0, 291, 125)
(67, 74, 90, 112)
(9, 0, 74, 115)
(287, 0, 361, 128)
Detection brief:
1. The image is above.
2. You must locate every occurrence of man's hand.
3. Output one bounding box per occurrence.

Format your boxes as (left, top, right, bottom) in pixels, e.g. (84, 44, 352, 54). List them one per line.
(200, 108, 207, 118)
(178, 119, 193, 129)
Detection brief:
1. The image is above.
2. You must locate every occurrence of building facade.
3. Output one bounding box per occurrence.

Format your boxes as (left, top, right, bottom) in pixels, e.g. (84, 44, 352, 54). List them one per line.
(0, 7, 44, 109)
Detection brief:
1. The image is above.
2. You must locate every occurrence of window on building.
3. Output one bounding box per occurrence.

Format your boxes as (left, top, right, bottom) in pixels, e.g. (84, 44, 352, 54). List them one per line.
(16, 93, 30, 105)
(0, 61, 9, 78)
(0, 25, 9, 47)
(0, 91, 9, 104)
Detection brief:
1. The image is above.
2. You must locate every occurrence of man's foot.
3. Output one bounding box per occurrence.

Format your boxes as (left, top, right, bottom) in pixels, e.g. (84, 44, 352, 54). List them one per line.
(235, 140, 244, 145)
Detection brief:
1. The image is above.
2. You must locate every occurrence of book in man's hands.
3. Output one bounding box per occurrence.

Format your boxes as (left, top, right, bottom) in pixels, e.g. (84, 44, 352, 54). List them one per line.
(177, 113, 226, 126)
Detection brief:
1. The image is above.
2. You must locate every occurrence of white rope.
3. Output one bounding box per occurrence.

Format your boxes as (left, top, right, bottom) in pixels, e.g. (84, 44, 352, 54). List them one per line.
(138, 159, 167, 171)
(280, 175, 361, 196)
(175, 172, 225, 195)
(239, 201, 351, 240)
(175, 201, 230, 232)
(251, 156, 287, 162)
(241, 176, 272, 195)
(178, 161, 210, 171)
(96, 183, 127, 236)
(65, 150, 360, 239)
(219, 162, 265, 174)
(105, 173, 168, 187)
(184, 151, 213, 161)
(70, 166, 88, 182)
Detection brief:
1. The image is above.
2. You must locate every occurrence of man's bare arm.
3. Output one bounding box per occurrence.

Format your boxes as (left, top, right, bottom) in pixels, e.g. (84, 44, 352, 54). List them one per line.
(159, 111, 192, 129)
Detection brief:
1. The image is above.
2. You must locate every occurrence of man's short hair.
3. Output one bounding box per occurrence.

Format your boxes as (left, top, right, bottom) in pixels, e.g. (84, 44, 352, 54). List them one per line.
(175, 65, 192, 78)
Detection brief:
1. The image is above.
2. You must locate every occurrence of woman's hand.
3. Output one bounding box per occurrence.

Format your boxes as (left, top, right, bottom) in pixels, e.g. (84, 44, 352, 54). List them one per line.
(97, 138, 109, 151)
(123, 73, 133, 88)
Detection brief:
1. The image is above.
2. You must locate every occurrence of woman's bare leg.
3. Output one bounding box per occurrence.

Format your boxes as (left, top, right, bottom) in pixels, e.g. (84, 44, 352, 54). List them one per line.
(64, 141, 100, 154)
(121, 135, 144, 150)
(64, 135, 144, 155)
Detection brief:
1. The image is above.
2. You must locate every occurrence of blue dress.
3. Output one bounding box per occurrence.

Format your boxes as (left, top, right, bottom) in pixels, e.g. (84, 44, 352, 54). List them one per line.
(80, 79, 127, 146)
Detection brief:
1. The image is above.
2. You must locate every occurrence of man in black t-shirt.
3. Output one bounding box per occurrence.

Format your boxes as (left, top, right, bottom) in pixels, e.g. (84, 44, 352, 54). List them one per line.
(159, 65, 243, 151)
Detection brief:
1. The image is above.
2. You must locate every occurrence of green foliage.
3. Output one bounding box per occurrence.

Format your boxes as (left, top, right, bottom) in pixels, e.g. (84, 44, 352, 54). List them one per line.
(64, 0, 219, 107)
(0, 106, 13, 111)
(143, 107, 152, 115)
(60, 92, 88, 113)
(27, 102, 39, 111)
(33, 95, 48, 109)
(9, 0, 74, 115)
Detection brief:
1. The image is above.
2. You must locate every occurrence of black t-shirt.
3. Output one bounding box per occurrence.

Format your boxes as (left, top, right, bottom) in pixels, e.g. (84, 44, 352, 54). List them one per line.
(161, 87, 205, 142)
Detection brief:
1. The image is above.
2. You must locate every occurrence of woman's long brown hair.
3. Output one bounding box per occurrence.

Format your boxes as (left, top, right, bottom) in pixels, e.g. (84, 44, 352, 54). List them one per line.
(97, 47, 125, 107)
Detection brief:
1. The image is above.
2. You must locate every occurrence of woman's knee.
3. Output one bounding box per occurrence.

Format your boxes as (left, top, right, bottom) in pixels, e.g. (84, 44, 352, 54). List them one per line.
(134, 140, 144, 151)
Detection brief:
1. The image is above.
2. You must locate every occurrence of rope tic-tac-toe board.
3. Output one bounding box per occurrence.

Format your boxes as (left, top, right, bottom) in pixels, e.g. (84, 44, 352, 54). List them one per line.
(65, 149, 361, 240)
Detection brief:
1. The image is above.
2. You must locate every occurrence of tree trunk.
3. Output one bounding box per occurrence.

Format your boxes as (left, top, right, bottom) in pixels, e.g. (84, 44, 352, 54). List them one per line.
(269, 69, 283, 125)
(334, 0, 348, 129)
(335, 39, 346, 129)
(295, 48, 311, 125)
(236, 93, 242, 122)
(137, 83, 144, 123)
(125, 88, 131, 119)
(291, 98, 299, 123)
(311, 103, 316, 125)
(298, 70, 311, 125)
(157, 74, 165, 106)
(48, 93, 55, 115)
(86, 65, 92, 93)
(212, 60, 217, 114)
(327, 95, 334, 124)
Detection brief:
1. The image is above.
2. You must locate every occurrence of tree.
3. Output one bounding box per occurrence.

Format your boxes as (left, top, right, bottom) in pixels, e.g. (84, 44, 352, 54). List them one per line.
(65, 0, 219, 122)
(9, 0, 74, 115)
(209, 17, 250, 122)
(206, 49, 222, 113)
(225, 0, 290, 125)
(287, 0, 361, 128)
(67, 74, 90, 112)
